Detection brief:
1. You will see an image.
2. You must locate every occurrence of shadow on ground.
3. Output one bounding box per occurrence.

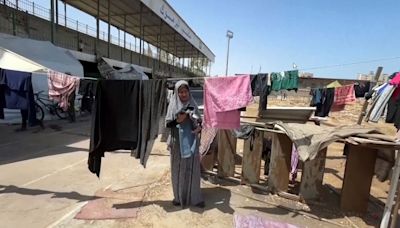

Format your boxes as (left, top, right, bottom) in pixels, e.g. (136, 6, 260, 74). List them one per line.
(113, 187, 235, 214)
(0, 185, 98, 202)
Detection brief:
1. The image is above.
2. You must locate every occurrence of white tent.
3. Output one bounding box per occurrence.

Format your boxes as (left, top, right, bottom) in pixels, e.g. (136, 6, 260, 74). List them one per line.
(0, 47, 47, 73)
(0, 33, 84, 95)
(0, 33, 83, 77)
(0, 33, 84, 123)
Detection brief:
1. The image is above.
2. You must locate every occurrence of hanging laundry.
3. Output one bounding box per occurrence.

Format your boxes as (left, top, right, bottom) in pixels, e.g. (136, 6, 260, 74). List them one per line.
(203, 75, 253, 129)
(389, 72, 400, 101)
(231, 124, 255, 140)
(385, 73, 400, 129)
(78, 79, 98, 113)
(89, 80, 140, 177)
(271, 70, 299, 92)
(354, 81, 371, 98)
(290, 144, 299, 183)
(133, 79, 167, 167)
(0, 69, 38, 125)
(250, 73, 270, 112)
(199, 127, 218, 157)
(333, 84, 356, 106)
(48, 70, 80, 111)
(386, 96, 400, 129)
(1, 69, 31, 109)
(367, 84, 396, 123)
(310, 88, 322, 107)
(311, 88, 335, 117)
(0, 84, 4, 119)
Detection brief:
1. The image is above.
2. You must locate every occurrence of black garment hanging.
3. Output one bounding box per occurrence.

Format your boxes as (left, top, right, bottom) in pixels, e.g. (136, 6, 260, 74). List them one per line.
(354, 81, 371, 98)
(386, 95, 400, 129)
(88, 80, 140, 177)
(133, 79, 167, 167)
(78, 79, 98, 113)
(250, 73, 270, 112)
(0, 84, 5, 119)
(313, 88, 334, 117)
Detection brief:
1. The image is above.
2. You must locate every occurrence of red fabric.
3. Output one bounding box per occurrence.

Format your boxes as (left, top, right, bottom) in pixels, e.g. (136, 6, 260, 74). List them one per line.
(390, 72, 400, 99)
(390, 72, 400, 86)
(48, 70, 80, 111)
(333, 84, 356, 106)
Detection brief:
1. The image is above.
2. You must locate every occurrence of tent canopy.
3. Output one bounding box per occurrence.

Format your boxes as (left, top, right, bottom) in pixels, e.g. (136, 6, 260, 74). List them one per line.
(326, 80, 342, 88)
(0, 47, 47, 73)
(0, 33, 83, 77)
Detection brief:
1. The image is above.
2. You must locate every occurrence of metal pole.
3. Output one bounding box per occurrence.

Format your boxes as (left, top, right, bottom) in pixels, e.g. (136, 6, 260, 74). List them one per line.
(123, 16, 126, 49)
(381, 152, 400, 228)
(107, 0, 111, 58)
(123, 16, 126, 61)
(50, 0, 55, 43)
(135, 37, 137, 52)
(76, 22, 79, 51)
(209, 61, 212, 76)
(55, 0, 59, 25)
(64, 1, 66, 26)
(225, 36, 231, 76)
(173, 34, 177, 70)
(167, 39, 170, 73)
(32, 2, 35, 15)
(357, 66, 383, 124)
(16, 0, 18, 10)
(119, 29, 122, 60)
(158, 20, 162, 70)
(139, 3, 143, 65)
(12, 9, 16, 36)
(96, 0, 99, 56)
(130, 43, 132, 63)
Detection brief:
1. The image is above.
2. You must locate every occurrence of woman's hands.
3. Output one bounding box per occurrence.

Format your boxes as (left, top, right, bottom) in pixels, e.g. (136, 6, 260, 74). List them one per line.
(176, 112, 187, 123)
(192, 126, 202, 134)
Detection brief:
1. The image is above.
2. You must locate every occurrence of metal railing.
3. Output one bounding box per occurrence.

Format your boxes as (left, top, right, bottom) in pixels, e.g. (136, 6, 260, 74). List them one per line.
(0, 0, 206, 75)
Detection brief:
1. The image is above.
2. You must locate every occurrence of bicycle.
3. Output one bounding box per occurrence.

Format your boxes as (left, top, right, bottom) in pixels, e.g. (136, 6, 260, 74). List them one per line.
(34, 91, 69, 121)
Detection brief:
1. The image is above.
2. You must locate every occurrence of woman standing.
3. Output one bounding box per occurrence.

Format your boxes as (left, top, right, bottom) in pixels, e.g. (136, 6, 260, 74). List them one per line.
(165, 80, 204, 208)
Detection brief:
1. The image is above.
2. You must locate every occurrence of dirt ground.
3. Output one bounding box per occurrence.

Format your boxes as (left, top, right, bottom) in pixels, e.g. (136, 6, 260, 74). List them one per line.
(0, 95, 397, 228)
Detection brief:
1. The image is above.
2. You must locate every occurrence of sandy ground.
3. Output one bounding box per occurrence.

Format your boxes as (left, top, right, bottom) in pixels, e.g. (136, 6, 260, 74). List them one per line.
(0, 96, 397, 228)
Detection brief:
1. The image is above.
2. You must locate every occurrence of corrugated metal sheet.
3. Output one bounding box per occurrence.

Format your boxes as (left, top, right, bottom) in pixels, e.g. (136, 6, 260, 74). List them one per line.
(259, 107, 316, 123)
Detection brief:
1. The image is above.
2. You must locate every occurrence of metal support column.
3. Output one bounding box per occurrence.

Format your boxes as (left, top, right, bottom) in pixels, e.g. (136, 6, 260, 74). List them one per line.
(173, 34, 177, 72)
(197, 50, 200, 75)
(158, 20, 162, 70)
(182, 46, 186, 73)
(64, 1, 66, 26)
(167, 40, 170, 73)
(12, 9, 16, 36)
(130, 43, 133, 63)
(55, 0, 59, 25)
(50, 0, 55, 43)
(107, 0, 111, 58)
(139, 3, 143, 65)
(209, 61, 212, 76)
(16, 0, 18, 10)
(118, 29, 122, 60)
(123, 15, 126, 61)
(95, 0, 99, 56)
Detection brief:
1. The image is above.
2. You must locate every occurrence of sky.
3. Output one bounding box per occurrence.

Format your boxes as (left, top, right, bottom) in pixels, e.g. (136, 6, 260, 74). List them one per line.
(30, 0, 400, 79)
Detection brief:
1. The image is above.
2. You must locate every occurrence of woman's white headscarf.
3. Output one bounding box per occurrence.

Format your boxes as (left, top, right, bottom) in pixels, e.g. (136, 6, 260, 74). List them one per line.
(165, 80, 200, 123)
